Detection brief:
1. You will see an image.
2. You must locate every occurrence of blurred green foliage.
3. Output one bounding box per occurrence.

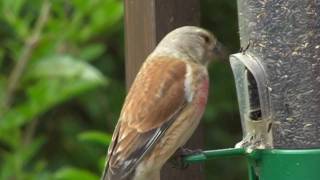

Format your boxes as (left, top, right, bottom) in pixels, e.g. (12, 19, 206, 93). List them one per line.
(0, 0, 245, 179)
(0, 0, 123, 179)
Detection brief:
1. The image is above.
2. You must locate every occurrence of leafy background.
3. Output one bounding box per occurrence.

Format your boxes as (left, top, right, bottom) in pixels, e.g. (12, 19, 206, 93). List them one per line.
(0, 0, 246, 179)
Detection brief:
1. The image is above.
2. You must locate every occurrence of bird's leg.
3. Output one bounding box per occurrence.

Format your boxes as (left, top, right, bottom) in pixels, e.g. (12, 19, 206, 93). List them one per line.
(168, 148, 188, 169)
(169, 147, 203, 169)
(180, 147, 203, 156)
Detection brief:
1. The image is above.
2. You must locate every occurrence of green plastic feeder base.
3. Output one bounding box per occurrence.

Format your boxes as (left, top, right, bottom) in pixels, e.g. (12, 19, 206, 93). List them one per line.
(183, 148, 320, 180)
(248, 149, 320, 180)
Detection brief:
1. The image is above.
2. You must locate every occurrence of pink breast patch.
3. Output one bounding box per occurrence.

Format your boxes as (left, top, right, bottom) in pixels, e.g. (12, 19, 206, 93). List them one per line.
(195, 77, 209, 113)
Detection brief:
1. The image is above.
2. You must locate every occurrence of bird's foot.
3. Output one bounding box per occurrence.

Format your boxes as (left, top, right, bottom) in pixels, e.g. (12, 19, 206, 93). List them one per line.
(180, 148, 203, 156)
(169, 154, 188, 169)
(169, 148, 203, 169)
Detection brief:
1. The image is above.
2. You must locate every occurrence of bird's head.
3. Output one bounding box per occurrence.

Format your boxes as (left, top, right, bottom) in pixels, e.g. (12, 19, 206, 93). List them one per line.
(149, 26, 225, 66)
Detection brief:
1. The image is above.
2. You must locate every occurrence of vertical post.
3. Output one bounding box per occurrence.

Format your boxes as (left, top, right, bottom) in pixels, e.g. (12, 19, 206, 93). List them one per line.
(124, 0, 203, 179)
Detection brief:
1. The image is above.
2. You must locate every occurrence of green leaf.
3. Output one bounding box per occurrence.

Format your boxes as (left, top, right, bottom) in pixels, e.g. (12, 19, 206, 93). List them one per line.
(0, 137, 45, 180)
(0, 55, 107, 131)
(20, 137, 45, 166)
(0, 75, 6, 105)
(77, 131, 112, 146)
(77, 0, 123, 41)
(1, 0, 25, 17)
(79, 44, 106, 62)
(54, 167, 99, 180)
(26, 55, 107, 81)
(2, 0, 33, 40)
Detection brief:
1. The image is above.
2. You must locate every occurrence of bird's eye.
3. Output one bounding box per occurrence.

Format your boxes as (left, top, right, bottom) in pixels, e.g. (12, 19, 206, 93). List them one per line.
(200, 34, 210, 44)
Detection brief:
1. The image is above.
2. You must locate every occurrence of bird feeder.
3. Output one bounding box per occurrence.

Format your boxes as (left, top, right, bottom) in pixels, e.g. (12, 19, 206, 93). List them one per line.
(185, 0, 320, 179)
(234, 0, 320, 179)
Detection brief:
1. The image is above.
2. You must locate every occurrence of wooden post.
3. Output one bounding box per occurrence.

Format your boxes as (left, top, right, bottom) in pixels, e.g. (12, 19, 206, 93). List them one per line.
(124, 0, 204, 179)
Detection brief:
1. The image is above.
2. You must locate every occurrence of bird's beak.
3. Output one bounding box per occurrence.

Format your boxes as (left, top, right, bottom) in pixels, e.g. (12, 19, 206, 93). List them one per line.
(213, 41, 228, 61)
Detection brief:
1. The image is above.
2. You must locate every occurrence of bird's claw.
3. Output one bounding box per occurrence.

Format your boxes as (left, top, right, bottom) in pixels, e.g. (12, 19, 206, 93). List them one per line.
(180, 148, 203, 156)
(169, 148, 203, 169)
(169, 154, 189, 169)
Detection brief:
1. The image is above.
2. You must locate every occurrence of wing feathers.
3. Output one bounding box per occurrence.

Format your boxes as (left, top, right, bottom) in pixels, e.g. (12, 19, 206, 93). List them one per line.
(103, 58, 189, 180)
(127, 59, 186, 131)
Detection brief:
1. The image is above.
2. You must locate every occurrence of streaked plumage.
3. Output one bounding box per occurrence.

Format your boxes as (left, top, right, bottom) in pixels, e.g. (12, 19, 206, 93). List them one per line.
(102, 26, 220, 180)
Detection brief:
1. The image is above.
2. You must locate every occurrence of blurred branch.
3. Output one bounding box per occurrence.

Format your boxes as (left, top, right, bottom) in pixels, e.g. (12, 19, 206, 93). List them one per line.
(3, 1, 51, 112)
(23, 118, 39, 146)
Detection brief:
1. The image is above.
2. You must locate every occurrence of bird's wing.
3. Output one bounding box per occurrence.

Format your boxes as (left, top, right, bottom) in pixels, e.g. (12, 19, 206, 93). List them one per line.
(103, 57, 189, 179)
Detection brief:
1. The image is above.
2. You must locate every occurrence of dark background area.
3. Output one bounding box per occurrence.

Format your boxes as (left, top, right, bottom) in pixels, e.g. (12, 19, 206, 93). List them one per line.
(0, 0, 245, 179)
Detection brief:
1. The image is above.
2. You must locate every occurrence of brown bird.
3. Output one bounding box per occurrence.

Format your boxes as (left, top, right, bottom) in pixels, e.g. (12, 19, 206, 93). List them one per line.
(102, 26, 222, 180)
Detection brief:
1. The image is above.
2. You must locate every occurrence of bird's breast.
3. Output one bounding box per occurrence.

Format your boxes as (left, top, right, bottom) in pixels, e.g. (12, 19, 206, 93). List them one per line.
(192, 70, 209, 116)
(196, 77, 209, 107)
